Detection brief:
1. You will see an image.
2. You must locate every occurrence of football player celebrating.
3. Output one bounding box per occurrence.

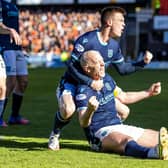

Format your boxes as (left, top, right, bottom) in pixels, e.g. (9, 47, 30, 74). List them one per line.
(48, 6, 153, 150)
(76, 50, 168, 160)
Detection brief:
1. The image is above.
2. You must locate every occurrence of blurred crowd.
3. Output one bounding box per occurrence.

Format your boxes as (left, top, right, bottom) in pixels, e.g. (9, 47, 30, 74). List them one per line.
(19, 9, 100, 59)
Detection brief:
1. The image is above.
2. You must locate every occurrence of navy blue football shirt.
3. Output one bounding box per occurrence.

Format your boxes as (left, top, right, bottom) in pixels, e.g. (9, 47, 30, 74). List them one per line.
(0, 0, 21, 50)
(75, 74, 121, 133)
(64, 29, 146, 86)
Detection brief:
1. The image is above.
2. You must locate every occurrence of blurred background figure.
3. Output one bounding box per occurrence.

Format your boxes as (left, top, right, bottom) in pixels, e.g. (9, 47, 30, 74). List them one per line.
(0, 0, 29, 127)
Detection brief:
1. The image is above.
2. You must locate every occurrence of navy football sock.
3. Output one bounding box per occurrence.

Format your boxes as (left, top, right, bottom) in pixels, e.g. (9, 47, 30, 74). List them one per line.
(0, 98, 8, 119)
(0, 99, 5, 117)
(125, 140, 150, 158)
(53, 111, 71, 134)
(11, 93, 23, 117)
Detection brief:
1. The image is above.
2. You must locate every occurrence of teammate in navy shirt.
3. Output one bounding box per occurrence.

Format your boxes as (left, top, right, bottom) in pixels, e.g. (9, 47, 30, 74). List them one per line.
(66, 29, 149, 85)
(75, 50, 168, 160)
(0, 0, 21, 44)
(0, 0, 29, 127)
(0, 0, 21, 127)
(48, 7, 153, 150)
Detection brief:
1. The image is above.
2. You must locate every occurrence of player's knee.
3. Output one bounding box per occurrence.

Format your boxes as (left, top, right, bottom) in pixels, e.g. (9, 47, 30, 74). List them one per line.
(7, 78, 17, 90)
(116, 136, 130, 147)
(60, 94, 76, 119)
(19, 79, 28, 92)
(62, 103, 76, 119)
(65, 103, 76, 118)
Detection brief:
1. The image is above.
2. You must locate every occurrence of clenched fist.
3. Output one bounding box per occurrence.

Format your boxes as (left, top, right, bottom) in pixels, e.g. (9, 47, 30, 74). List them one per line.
(148, 82, 161, 96)
(88, 96, 99, 112)
(143, 51, 153, 64)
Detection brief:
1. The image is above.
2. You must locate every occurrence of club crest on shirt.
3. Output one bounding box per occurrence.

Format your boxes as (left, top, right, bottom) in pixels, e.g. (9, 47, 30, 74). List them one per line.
(105, 82, 112, 91)
(75, 43, 84, 52)
(108, 49, 113, 58)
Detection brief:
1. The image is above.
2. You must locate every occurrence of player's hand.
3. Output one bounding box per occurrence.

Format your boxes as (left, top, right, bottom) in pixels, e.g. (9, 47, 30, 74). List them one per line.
(91, 80, 104, 91)
(88, 96, 99, 112)
(143, 51, 153, 64)
(148, 82, 161, 96)
(9, 28, 22, 45)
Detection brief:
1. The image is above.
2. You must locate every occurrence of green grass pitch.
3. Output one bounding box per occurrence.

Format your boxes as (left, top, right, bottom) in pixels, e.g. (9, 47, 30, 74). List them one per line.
(0, 68, 168, 168)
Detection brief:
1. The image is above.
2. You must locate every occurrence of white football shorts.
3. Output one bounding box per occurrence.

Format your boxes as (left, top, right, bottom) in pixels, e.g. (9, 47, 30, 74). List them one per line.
(95, 124, 144, 141)
(0, 54, 6, 77)
(3, 50, 28, 76)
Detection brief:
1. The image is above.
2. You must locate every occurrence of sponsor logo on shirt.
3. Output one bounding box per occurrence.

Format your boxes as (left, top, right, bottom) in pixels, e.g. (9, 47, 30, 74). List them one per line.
(99, 92, 114, 105)
(75, 43, 84, 52)
(76, 94, 87, 100)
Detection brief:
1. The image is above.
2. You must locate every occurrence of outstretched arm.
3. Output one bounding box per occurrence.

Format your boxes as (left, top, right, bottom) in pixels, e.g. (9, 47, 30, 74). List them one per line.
(115, 82, 161, 104)
(113, 51, 153, 75)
